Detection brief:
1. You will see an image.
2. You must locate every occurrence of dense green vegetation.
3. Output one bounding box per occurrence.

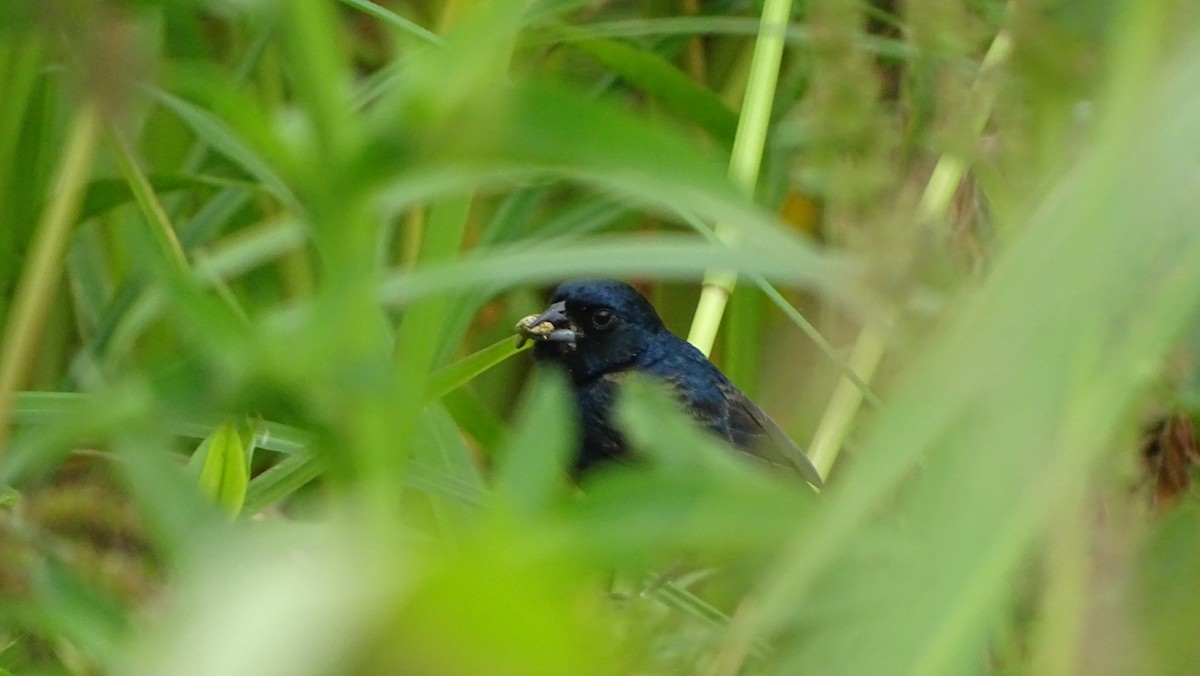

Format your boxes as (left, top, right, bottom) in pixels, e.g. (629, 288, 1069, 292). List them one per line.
(3, 0, 1200, 673)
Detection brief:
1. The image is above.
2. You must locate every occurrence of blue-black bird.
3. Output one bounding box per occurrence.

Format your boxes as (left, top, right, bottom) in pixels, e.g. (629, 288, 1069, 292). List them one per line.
(517, 280, 822, 487)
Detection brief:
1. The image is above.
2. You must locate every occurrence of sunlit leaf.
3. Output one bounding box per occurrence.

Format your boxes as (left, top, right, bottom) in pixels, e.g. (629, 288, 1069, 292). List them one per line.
(195, 416, 255, 518)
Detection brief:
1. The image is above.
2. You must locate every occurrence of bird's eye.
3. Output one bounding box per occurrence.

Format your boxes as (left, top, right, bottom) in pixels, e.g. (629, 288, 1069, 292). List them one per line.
(592, 309, 614, 329)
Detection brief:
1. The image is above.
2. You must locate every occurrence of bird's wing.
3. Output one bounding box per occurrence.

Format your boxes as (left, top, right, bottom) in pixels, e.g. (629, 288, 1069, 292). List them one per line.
(720, 381, 824, 488)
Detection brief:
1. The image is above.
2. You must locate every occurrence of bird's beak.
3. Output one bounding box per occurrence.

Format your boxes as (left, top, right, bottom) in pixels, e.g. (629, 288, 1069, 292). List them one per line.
(514, 301, 580, 346)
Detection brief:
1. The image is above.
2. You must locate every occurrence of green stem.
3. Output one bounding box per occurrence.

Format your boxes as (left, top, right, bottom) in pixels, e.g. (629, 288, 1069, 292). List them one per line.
(686, 0, 793, 355)
(805, 315, 890, 477)
(0, 104, 101, 454)
(917, 30, 1012, 221)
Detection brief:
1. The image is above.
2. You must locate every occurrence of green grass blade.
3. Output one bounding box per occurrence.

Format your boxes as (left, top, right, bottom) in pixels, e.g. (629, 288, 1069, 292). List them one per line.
(337, 0, 442, 44)
(149, 90, 296, 207)
(428, 336, 530, 401)
(376, 235, 848, 311)
(242, 451, 327, 515)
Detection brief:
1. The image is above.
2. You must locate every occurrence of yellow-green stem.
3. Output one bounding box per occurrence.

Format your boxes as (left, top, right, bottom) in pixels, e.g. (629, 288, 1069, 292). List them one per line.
(687, 0, 792, 355)
(0, 104, 101, 454)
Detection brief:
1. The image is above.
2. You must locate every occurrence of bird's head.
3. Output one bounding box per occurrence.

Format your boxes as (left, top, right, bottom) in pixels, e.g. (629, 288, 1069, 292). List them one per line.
(518, 280, 666, 382)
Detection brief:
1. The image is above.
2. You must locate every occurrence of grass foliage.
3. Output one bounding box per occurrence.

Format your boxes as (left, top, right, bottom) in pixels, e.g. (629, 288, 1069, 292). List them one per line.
(3, 0, 1200, 673)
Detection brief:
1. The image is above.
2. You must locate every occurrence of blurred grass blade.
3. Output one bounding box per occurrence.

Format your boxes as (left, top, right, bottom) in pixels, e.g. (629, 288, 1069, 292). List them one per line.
(243, 452, 326, 516)
(9, 391, 496, 515)
(108, 129, 187, 268)
(566, 377, 815, 566)
(66, 224, 112, 340)
(179, 187, 254, 249)
(722, 284, 763, 393)
(650, 580, 773, 665)
(79, 174, 251, 224)
(337, 0, 441, 44)
(420, 403, 487, 491)
(413, 405, 486, 535)
(150, 90, 296, 207)
(617, 375, 781, 478)
(442, 388, 507, 452)
(492, 371, 574, 515)
(677, 208, 881, 407)
(192, 217, 308, 285)
(533, 196, 632, 238)
(477, 187, 551, 244)
(280, 1, 359, 165)
(10, 391, 304, 456)
(379, 194, 473, 518)
(0, 35, 45, 242)
(373, 78, 822, 253)
(569, 37, 738, 145)
(377, 235, 849, 311)
(729, 32, 1200, 676)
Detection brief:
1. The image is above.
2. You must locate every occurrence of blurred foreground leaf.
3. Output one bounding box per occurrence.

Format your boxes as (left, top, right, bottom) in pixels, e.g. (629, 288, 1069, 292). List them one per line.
(492, 370, 574, 516)
(731, 29, 1200, 676)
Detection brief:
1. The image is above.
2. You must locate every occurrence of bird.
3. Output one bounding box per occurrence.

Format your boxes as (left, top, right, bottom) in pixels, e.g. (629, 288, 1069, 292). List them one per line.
(515, 280, 822, 487)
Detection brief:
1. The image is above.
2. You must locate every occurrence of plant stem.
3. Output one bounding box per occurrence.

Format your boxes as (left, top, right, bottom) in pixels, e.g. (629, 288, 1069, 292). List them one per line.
(686, 0, 792, 355)
(0, 103, 101, 454)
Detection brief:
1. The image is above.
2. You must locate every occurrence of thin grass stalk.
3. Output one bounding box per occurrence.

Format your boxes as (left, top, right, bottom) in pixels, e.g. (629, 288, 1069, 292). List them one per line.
(917, 29, 1012, 221)
(680, 210, 882, 406)
(686, 0, 792, 355)
(108, 129, 188, 267)
(0, 103, 101, 454)
(109, 127, 251, 324)
(805, 325, 888, 475)
(337, 0, 443, 44)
